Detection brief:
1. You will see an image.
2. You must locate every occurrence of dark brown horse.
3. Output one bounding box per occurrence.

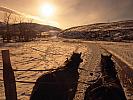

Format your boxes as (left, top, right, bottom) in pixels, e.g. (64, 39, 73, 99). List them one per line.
(84, 54, 127, 100)
(30, 52, 83, 100)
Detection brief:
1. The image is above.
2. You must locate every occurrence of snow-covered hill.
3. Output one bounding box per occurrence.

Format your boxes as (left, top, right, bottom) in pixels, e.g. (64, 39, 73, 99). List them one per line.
(59, 20, 133, 41)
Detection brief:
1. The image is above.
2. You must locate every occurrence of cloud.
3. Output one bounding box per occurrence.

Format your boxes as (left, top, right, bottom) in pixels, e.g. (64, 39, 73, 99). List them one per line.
(0, 6, 21, 15)
(0, 6, 43, 22)
(56, 0, 133, 28)
(1, 0, 133, 28)
(0, 6, 59, 27)
(0, 6, 44, 21)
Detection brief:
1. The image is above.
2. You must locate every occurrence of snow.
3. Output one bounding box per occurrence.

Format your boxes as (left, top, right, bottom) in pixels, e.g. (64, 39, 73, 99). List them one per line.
(0, 39, 87, 100)
(0, 39, 133, 100)
(99, 42, 133, 66)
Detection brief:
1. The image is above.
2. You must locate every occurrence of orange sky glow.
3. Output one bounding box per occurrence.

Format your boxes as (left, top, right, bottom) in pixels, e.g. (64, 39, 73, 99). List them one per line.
(0, 0, 133, 29)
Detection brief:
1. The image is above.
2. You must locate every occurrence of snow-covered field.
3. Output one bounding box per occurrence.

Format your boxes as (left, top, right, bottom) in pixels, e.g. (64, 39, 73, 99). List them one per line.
(0, 39, 88, 100)
(0, 39, 133, 100)
(99, 42, 133, 67)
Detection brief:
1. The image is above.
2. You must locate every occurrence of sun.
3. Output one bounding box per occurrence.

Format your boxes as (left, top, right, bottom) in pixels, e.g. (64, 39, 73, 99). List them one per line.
(41, 4, 54, 17)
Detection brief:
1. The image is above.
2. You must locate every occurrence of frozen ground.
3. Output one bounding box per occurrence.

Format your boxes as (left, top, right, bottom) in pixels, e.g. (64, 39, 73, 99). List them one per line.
(99, 42, 133, 66)
(0, 39, 133, 100)
(0, 39, 88, 100)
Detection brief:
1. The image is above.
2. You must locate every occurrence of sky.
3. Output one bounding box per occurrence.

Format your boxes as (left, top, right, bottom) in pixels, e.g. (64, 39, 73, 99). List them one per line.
(0, 0, 133, 29)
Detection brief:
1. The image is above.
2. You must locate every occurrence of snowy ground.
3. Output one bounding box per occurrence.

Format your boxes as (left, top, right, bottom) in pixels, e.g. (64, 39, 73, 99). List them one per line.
(0, 39, 88, 100)
(99, 41, 133, 66)
(0, 39, 133, 100)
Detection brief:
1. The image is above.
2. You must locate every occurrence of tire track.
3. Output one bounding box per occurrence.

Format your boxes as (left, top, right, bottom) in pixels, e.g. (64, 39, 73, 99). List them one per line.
(74, 42, 105, 100)
(74, 42, 133, 100)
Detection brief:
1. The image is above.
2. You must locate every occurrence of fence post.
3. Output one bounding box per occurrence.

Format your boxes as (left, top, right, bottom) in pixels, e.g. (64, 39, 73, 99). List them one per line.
(2, 50, 17, 100)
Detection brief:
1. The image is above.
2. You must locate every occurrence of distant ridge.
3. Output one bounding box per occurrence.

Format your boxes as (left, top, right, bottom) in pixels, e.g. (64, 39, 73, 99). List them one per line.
(59, 20, 133, 42)
(13, 23, 61, 32)
(0, 22, 61, 32)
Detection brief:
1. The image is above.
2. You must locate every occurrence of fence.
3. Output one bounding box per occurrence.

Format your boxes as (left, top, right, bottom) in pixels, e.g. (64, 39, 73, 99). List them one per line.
(0, 50, 63, 100)
(0, 49, 88, 100)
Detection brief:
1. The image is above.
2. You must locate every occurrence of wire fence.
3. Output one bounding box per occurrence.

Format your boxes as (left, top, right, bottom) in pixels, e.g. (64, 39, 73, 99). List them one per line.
(0, 67, 89, 84)
(0, 49, 89, 99)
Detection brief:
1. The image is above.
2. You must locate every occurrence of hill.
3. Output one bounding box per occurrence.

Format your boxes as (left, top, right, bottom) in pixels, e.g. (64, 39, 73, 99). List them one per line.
(0, 22, 61, 42)
(59, 20, 133, 42)
(0, 22, 61, 32)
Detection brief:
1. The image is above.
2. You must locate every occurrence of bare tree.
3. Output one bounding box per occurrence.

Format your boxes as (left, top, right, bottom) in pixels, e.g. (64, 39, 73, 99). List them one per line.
(18, 15, 25, 41)
(12, 16, 18, 41)
(27, 18, 33, 23)
(1, 12, 37, 42)
(2, 12, 12, 42)
(26, 18, 37, 41)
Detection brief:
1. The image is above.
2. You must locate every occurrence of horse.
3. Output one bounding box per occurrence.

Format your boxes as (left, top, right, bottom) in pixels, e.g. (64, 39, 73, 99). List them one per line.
(100, 54, 117, 79)
(84, 54, 127, 100)
(30, 52, 83, 100)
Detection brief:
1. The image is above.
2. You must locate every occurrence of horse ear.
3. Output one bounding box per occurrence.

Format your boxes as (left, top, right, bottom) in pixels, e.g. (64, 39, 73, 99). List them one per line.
(101, 54, 104, 58)
(109, 54, 112, 58)
(80, 52, 82, 56)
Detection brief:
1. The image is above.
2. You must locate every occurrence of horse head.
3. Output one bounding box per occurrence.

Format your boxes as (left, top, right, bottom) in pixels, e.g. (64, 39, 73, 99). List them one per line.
(65, 52, 83, 70)
(101, 53, 114, 68)
(70, 52, 83, 62)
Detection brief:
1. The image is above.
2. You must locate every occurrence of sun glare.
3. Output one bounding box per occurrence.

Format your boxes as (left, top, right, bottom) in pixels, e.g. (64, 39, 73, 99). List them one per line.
(41, 4, 54, 17)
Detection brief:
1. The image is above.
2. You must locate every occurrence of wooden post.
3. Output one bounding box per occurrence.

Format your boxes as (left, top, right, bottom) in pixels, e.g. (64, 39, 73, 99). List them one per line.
(2, 50, 17, 100)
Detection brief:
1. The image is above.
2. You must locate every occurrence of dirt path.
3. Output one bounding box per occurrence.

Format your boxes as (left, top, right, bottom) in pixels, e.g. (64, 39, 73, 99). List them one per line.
(74, 42, 106, 100)
(74, 42, 133, 100)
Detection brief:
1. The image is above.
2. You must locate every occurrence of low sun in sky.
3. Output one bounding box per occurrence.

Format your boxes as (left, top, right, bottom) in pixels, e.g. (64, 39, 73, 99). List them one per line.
(40, 4, 55, 17)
